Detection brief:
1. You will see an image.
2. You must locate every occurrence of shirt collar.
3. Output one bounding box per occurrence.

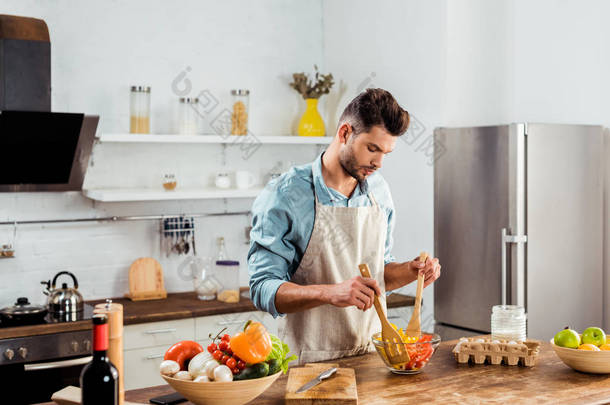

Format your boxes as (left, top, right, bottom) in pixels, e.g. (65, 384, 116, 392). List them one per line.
(312, 153, 369, 203)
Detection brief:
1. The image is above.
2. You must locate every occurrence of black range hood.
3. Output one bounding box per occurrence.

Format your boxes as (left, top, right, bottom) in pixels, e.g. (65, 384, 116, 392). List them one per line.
(0, 111, 98, 192)
(0, 14, 99, 192)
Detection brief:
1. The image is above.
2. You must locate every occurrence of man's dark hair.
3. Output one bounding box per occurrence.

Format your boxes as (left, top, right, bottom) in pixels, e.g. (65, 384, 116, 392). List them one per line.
(338, 88, 410, 136)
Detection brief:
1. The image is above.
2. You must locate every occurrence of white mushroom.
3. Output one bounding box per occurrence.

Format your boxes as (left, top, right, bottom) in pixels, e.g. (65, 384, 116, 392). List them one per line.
(193, 375, 210, 382)
(159, 360, 180, 376)
(174, 371, 193, 381)
(204, 359, 220, 380)
(188, 352, 214, 378)
(213, 365, 233, 382)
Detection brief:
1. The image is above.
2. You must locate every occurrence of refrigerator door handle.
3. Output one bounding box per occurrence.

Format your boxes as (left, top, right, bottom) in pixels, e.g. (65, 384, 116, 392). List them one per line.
(501, 228, 528, 305)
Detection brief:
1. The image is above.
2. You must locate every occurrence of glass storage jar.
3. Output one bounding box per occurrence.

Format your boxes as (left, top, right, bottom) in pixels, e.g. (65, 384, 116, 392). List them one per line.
(178, 256, 218, 301)
(230, 89, 249, 136)
(162, 174, 177, 191)
(130, 86, 151, 134)
(178, 97, 200, 135)
(215, 260, 240, 303)
(491, 305, 527, 342)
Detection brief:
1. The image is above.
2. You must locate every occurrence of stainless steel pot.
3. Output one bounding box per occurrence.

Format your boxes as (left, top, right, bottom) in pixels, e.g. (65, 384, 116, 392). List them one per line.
(41, 271, 84, 314)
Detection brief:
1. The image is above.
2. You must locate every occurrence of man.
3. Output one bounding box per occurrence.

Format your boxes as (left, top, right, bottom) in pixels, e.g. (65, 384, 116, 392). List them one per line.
(248, 88, 441, 363)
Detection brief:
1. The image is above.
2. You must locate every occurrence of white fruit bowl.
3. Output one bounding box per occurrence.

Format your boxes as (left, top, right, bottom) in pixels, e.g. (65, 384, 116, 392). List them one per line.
(161, 371, 281, 405)
(550, 339, 610, 374)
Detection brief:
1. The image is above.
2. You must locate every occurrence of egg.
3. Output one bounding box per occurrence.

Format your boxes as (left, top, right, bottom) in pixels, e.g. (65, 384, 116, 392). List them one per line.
(213, 365, 234, 382)
(159, 360, 180, 376)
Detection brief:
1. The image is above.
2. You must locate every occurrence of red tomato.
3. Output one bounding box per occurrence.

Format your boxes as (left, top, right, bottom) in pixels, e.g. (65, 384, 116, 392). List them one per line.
(226, 347, 233, 356)
(226, 357, 237, 369)
(164, 341, 203, 370)
(218, 341, 229, 352)
(232, 367, 240, 374)
(221, 354, 230, 364)
(207, 343, 217, 353)
(212, 350, 223, 361)
(221, 334, 231, 342)
(237, 360, 246, 370)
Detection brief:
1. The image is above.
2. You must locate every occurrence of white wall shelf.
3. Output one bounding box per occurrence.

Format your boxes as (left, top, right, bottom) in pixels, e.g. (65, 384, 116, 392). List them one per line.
(97, 134, 333, 145)
(83, 188, 264, 202)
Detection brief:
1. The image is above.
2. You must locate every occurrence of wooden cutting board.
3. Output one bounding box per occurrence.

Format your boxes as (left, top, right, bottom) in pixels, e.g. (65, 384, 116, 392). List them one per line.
(124, 257, 167, 301)
(51, 386, 143, 405)
(285, 363, 358, 404)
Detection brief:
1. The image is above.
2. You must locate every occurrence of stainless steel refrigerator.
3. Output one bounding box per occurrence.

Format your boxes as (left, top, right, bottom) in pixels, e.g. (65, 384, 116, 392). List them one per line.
(433, 123, 605, 341)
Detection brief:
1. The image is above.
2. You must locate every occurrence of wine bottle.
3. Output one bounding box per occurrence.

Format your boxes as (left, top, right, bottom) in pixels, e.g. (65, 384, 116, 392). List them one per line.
(80, 314, 119, 405)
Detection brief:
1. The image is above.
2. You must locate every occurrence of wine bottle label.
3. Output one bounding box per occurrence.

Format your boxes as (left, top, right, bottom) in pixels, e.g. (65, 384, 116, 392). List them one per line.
(93, 323, 109, 351)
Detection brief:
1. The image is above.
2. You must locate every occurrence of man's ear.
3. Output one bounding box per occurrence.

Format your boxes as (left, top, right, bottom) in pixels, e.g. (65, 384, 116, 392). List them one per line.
(337, 122, 352, 144)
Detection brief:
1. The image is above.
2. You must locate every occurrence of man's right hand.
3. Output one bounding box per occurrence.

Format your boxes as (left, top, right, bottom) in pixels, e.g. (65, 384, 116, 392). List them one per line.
(325, 276, 381, 311)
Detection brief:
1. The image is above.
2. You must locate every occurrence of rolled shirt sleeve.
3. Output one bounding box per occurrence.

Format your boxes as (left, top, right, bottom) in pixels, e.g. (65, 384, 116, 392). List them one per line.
(248, 185, 297, 318)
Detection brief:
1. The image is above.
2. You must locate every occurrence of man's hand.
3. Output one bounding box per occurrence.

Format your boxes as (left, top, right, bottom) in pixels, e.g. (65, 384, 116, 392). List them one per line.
(326, 276, 381, 311)
(411, 255, 441, 288)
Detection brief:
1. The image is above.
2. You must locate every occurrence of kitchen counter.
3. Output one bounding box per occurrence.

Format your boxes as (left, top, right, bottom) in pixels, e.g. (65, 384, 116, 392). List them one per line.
(0, 289, 415, 339)
(89, 339, 610, 405)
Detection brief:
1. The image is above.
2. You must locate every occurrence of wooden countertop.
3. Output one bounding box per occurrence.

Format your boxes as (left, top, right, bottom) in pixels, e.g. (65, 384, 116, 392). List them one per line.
(0, 290, 414, 339)
(109, 339, 610, 405)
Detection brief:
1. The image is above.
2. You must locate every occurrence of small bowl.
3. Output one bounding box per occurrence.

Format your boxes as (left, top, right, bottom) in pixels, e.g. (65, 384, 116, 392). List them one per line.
(372, 332, 441, 374)
(550, 339, 610, 374)
(162, 371, 281, 405)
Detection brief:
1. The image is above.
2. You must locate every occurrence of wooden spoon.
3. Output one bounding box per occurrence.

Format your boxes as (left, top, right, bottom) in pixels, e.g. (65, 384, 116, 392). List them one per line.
(405, 252, 428, 340)
(358, 263, 410, 364)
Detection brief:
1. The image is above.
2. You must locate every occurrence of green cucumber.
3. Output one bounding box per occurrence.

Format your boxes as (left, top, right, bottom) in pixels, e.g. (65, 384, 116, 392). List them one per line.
(266, 359, 281, 375)
(234, 362, 270, 380)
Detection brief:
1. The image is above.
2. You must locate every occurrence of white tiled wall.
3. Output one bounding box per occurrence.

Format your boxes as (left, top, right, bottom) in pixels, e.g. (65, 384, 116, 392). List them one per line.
(0, 0, 326, 308)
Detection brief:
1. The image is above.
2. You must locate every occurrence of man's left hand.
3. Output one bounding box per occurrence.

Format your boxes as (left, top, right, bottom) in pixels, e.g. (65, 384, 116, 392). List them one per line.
(410, 256, 441, 288)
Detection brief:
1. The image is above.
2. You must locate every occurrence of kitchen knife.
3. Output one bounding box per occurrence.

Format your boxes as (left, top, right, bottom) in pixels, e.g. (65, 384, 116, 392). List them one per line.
(295, 367, 338, 394)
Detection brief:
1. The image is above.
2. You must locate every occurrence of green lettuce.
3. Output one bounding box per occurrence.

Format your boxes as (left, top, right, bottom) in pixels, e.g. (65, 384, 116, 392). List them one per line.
(266, 333, 298, 374)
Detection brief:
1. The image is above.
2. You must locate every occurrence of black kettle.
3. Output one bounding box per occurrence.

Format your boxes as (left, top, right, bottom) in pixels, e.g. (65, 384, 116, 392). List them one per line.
(41, 271, 84, 314)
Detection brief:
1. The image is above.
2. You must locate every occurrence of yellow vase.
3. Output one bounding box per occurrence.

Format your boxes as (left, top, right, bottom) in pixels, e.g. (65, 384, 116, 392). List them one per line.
(298, 98, 325, 137)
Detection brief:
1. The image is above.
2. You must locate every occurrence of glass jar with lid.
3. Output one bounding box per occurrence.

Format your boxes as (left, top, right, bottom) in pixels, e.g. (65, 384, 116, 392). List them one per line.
(230, 89, 249, 136)
(491, 305, 527, 342)
(215, 260, 240, 303)
(130, 86, 151, 134)
(178, 97, 200, 135)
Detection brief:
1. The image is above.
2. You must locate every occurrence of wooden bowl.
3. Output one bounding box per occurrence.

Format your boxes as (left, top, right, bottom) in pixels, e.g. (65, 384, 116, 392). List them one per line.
(550, 339, 610, 374)
(161, 371, 281, 405)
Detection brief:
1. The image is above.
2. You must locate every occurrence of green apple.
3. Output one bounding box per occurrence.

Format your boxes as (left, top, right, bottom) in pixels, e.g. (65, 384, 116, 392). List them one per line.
(582, 327, 606, 347)
(554, 327, 581, 349)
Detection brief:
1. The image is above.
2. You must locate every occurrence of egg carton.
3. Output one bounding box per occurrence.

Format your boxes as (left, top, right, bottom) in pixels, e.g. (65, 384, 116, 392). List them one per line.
(452, 336, 541, 367)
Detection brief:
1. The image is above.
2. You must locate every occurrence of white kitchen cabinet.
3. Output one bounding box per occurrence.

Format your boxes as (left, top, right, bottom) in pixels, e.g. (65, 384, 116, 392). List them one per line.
(124, 318, 195, 350)
(123, 345, 169, 390)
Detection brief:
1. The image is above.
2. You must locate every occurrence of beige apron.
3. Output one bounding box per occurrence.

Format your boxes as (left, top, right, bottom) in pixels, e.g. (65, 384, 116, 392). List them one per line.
(279, 189, 388, 364)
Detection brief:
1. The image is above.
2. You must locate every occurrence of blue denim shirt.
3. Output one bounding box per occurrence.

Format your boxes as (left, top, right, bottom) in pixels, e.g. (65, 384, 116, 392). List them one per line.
(247, 153, 396, 318)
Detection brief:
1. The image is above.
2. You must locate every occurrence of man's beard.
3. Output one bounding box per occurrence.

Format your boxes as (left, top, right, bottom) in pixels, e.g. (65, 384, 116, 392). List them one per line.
(339, 145, 366, 183)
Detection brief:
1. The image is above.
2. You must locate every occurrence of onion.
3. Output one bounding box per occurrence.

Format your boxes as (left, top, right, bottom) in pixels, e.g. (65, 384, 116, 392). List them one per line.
(213, 365, 233, 382)
(188, 351, 214, 378)
(159, 360, 180, 376)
